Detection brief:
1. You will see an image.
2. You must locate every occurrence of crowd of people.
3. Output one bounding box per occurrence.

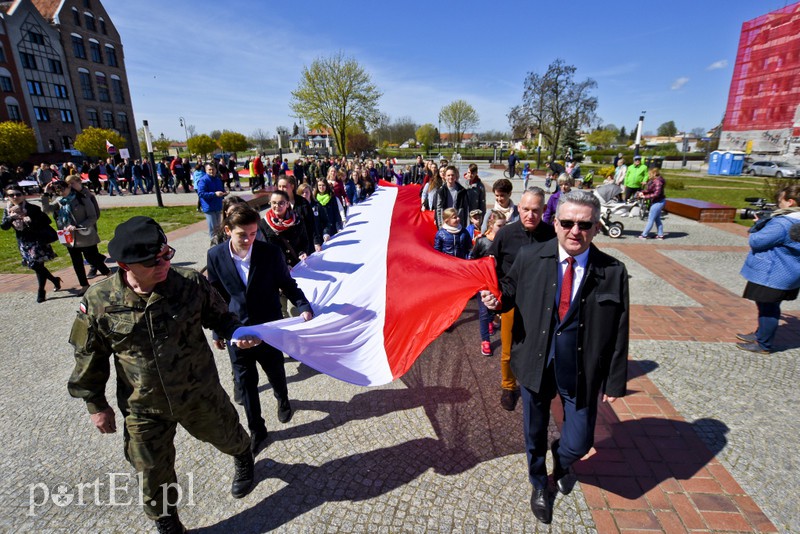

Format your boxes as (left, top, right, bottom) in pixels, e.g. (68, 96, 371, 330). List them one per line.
(3, 149, 800, 531)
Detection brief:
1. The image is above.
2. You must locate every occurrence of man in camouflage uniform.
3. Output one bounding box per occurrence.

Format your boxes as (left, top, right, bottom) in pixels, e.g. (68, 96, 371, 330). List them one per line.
(68, 216, 261, 534)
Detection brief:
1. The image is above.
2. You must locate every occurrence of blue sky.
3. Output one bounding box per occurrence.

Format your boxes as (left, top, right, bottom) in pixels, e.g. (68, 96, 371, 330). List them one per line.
(105, 0, 790, 141)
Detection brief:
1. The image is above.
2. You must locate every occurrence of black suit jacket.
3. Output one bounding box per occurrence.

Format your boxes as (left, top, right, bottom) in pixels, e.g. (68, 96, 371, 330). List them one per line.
(499, 239, 629, 409)
(206, 240, 312, 330)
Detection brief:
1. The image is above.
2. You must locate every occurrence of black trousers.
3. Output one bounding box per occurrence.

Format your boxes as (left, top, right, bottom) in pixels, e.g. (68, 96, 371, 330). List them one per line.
(67, 244, 109, 286)
(31, 262, 56, 291)
(228, 342, 288, 438)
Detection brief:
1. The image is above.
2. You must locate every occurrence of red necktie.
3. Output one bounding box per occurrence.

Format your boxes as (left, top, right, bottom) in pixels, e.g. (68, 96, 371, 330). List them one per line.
(558, 257, 575, 320)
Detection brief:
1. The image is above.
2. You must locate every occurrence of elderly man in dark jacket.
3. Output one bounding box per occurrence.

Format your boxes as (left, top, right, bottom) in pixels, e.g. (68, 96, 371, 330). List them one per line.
(482, 190, 629, 524)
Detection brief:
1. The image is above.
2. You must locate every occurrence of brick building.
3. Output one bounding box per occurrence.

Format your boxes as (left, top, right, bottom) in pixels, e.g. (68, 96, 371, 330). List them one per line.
(32, 0, 138, 159)
(0, 0, 81, 153)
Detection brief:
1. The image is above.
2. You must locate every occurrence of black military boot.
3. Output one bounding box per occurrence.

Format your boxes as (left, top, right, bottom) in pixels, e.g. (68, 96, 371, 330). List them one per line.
(154, 512, 186, 534)
(231, 450, 255, 498)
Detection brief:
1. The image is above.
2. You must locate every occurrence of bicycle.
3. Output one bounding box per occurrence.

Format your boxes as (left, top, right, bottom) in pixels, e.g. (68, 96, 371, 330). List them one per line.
(503, 166, 520, 179)
(637, 197, 650, 220)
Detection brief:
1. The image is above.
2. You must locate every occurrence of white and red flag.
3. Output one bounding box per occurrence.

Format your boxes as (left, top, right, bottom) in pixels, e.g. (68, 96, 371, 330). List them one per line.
(233, 184, 498, 386)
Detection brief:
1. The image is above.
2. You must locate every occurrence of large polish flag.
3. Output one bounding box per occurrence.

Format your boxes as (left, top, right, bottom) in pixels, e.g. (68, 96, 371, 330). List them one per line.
(233, 184, 498, 386)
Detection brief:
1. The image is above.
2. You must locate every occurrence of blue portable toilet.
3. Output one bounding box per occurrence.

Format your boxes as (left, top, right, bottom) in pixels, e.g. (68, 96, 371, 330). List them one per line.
(729, 152, 744, 175)
(719, 152, 734, 175)
(708, 151, 723, 175)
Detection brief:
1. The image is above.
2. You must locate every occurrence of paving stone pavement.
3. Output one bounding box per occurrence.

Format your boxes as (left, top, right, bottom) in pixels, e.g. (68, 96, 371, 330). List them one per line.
(1, 169, 798, 533)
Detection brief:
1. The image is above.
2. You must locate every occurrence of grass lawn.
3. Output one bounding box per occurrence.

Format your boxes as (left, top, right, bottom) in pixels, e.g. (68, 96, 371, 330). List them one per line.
(0, 206, 204, 274)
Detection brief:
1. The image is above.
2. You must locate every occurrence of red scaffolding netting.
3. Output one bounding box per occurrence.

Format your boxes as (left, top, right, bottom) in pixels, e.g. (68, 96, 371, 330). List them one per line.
(723, 1, 800, 136)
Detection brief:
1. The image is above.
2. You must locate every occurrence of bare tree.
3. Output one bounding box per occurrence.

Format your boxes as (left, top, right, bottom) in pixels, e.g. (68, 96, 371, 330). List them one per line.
(250, 128, 272, 152)
(508, 59, 598, 159)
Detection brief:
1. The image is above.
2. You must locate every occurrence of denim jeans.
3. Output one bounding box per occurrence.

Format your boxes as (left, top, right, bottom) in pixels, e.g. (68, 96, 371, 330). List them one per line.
(204, 211, 221, 237)
(641, 199, 665, 237)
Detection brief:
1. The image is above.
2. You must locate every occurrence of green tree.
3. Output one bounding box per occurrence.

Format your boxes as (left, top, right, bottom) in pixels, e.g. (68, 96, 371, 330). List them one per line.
(439, 100, 479, 146)
(290, 52, 382, 155)
(657, 121, 678, 139)
(187, 134, 218, 157)
(218, 130, 248, 155)
(346, 132, 374, 155)
(618, 125, 627, 143)
(415, 123, 437, 148)
(153, 135, 172, 155)
(74, 127, 127, 159)
(209, 130, 222, 140)
(560, 127, 584, 162)
(136, 126, 154, 156)
(585, 128, 616, 148)
(0, 121, 37, 165)
(508, 59, 597, 159)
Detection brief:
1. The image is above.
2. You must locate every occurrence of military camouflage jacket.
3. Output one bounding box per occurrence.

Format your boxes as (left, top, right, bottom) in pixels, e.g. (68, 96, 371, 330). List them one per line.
(68, 267, 242, 415)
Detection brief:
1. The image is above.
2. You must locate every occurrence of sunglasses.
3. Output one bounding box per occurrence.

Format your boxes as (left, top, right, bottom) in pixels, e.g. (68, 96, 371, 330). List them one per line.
(558, 219, 595, 231)
(139, 246, 175, 267)
(6, 192, 22, 198)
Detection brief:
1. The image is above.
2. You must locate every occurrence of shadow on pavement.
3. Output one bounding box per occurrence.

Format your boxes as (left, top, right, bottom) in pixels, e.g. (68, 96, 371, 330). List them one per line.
(196, 299, 523, 532)
(627, 359, 659, 380)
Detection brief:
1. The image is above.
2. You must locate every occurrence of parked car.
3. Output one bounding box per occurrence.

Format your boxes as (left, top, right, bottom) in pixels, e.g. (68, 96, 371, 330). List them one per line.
(747, 160, 798, 178)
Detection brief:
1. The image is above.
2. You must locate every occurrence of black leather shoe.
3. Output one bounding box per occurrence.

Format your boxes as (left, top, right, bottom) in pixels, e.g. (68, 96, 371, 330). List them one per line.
(52, 277, 62, 291)
(231, 450, 255, 498)
(36, 289, 46, 303)
(154, 513, 186, 534)
(500, 389, 520, 411)
(552, 439, 577, 495)
(530, 487, 551, 524)
(277, 398, 293, 423)
(250, 432, 269, 457)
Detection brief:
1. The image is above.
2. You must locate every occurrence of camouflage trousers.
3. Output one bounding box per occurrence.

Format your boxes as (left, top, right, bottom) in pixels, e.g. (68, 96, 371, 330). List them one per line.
(123, 387, 249, 520)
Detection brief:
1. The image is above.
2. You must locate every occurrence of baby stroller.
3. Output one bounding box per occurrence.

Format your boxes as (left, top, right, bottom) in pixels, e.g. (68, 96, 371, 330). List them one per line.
(594, 183, 633, 238)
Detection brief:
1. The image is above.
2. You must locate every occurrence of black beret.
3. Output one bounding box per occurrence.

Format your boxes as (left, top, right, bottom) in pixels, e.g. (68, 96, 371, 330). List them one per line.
(108, 216, 167, 264)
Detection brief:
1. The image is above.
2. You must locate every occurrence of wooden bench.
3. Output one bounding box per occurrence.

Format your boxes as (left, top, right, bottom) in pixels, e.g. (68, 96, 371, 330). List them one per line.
(665, 198, 736, 223)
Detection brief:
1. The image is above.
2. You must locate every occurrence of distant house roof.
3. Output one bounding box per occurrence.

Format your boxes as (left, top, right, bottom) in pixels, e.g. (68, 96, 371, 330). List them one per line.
(307, 128, 333, 136)
(169, 142, 187, 149)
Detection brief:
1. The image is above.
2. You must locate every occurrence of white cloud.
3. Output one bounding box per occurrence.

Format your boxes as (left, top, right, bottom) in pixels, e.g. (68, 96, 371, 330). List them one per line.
(671, 77, 689, 90)
(706, 59, 728, 71)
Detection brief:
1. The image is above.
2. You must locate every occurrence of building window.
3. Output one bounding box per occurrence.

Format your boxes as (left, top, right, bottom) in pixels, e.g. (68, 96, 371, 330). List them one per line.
(7, 103, 21, 120)
(0, 76, 12, 92)
(79, 71, 94, 99)
(34, 107, 50, 122)
(97, 73, 109, 102)
(102, 110, 114, 129)
(53, 84, 68, 98)
(90, 41, 102, 63)
(72, 8, 81, 26)
(27, 80, 44, 95)
(60, 109, 74, 123)
(111, 78, 124, 104)
(87, 108, 99, 127)
(85, 13, 96, 32)
(99, 18, 107, 35)
(20, 52, 37, 69)
(84, 0, 91, 8)
(118, 112, 129, 135)
(105, 46, 118, 67)
(0, 45, 5, 63)
(72, 36, 86, 59)
(48, 59, 64, 74)
(28, 31, 45, 45)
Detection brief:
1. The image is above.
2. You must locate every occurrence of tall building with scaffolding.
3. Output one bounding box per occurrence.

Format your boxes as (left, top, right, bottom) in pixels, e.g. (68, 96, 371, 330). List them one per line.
(720, 1, 800, 159)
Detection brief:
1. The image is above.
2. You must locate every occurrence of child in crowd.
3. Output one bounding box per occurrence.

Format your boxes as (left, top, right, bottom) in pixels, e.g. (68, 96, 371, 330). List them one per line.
(434, 208, 471, 259)
(465, 209, 483, 243)
(522, 162, 531, 190)
(471, 210, 507, 356)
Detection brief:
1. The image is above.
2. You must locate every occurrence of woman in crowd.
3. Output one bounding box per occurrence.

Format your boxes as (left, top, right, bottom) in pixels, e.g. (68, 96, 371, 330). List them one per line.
(421, 164, 441, 211)
(313, 178, 343, 245)
(470, 210, 507, 355)
(481, 178, 518, 232)
(543, 174, 573, 224)
(41, 178, 110, 294)
(257, 190, 309, 268)
(638, 167, 667, 239)
(434, 207, 472, 259)
(737, 184, 800, 354)
(2, 186, 61, 302)
(356, 168, 375, 204)
(210, 195, 247, 247)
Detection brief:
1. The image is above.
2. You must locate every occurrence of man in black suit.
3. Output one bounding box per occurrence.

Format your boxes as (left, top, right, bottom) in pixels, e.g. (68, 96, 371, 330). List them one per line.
(207, 205, 313, 455)
(482, 190, 629, 524)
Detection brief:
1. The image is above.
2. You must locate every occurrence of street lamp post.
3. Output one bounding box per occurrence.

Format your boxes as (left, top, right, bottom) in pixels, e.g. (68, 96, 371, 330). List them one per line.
(142, 120, 164, 207)
(179, 117, 188, 155)
(437, 115, 441, 155)
(634, 111, 646, 157)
